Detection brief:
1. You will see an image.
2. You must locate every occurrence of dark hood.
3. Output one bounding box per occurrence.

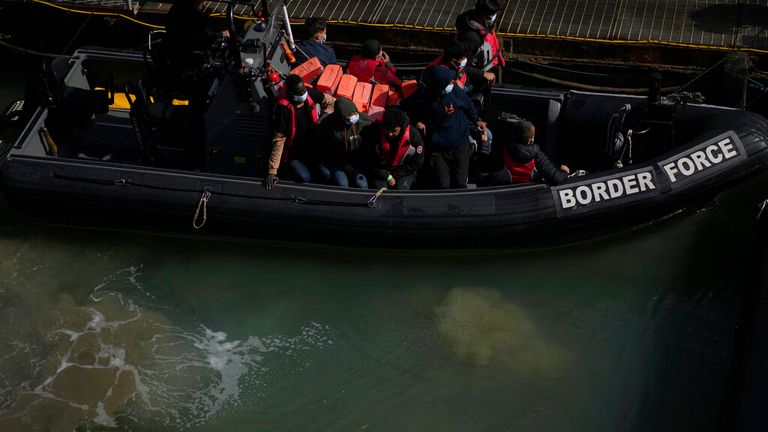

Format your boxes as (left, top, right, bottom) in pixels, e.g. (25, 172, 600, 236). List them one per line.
(455, 10, 489, 34)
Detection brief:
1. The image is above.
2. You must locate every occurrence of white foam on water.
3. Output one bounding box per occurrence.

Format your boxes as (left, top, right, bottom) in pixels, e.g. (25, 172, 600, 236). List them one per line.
(0, 258, 337, 431)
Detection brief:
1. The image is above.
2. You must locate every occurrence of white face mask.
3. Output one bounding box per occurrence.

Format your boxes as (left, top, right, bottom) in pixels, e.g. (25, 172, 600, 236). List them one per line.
(345, 113, 360, 125)
(319, 32, 327, 44)
(442, 83, 455, 95)
(292, 91, 308, 103)
(459, 58, 468, 68)
(489, 14, 497, 23)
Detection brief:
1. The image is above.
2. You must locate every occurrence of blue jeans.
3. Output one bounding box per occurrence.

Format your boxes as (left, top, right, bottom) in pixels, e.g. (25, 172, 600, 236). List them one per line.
(289, 160, 312, 183)
(318, 164, 369, 189)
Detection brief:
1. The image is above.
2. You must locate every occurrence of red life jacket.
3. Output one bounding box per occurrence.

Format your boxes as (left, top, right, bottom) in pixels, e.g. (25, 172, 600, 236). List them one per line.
(378, 124, 414, 169)
(347, 54, 382, 84)
(276, 93, 320, 162)
(477, 28, 506, 71)
(503, 150, 536, 183)
(425, 55, 467, 87)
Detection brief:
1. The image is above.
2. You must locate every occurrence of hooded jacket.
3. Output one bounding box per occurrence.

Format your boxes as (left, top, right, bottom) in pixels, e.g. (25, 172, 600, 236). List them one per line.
(505, 142, 569, 185)
(400, 65, 479, 151)
(314, 96, 372, 167)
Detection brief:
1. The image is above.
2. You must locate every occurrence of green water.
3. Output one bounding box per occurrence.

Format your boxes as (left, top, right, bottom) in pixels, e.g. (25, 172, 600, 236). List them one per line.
(0, 51, 765, 431)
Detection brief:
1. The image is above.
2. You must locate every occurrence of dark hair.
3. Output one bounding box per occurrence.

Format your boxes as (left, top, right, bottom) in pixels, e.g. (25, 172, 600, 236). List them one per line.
(285, 74, 305, 96)
(512, 120, 535, 143)
(443, 39, 470, 61)
(382, 108, 408, 131)
(305, 17, 327, 38)
(474, 0, 502, 15)
(361, 39, 381, 59)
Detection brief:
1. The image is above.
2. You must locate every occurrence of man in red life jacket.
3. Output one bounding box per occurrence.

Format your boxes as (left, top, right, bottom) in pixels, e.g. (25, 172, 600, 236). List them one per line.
(456, 0, 505, 114)
(424, 40, 472, 90)
(361, 108, 425, 190)
(479, 120, 570, 186)
(266, 74, 335, 190)
(346, 39, 403, 90)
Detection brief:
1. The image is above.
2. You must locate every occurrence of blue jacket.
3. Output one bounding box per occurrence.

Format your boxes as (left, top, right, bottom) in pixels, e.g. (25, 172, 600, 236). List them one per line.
(294, 40, 337, 67)
(401, 85, 479, 150)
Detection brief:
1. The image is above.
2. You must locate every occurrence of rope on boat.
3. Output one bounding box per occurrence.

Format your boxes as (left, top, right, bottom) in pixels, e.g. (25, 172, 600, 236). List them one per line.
(758, 199, 768, 221)
(367, 188, 386, 208)
(192, 188, 211, 229)
(49, 173, 379, 209)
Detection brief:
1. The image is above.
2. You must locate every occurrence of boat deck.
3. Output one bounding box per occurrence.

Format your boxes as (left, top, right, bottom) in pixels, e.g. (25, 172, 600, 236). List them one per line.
(12, 0, 768, 52)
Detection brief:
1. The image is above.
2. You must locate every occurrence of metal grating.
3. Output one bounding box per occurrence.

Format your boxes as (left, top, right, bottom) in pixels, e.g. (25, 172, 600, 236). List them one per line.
(19, 0, 768, 51)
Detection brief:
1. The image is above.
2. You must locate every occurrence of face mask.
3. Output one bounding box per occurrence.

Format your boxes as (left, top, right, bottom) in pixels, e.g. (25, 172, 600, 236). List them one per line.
(319, 33, 327, 44)
(292, 91, 308, 103)
(345, 113, 360, 125)
(459, 58, 468, 68)
(489, 14, 497, 23)
(442, 83, 455, 95)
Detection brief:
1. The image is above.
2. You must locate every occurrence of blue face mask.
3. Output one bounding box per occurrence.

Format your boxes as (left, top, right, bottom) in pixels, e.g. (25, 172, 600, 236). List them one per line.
(292, 91, 308, 103)
(442, 83, 455, 95)
(345, 113, 360, 125)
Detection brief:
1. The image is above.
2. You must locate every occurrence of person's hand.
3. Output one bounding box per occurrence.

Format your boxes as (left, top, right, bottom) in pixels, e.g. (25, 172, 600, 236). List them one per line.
(387, 175, 396, 187)
(220, 30, 230, 38)
(416, 122, 427, 135)
(476, 121, 487, 131)
(264, 174, 278, 190)
(560, 165, 570, 174)
(483, 71, 496, 83)
(380, 51, 390, 63)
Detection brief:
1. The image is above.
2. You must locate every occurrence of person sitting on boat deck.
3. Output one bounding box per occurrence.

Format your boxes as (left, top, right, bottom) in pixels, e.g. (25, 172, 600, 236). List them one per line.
(423, 39, 472, 91)
(346, 39, 403, 90)
(361, 107, 425, 191)
(294, 17, 337, 67)
(455, 0, 505, 114)
(156, 0, 228, 103)
(265, 74, 335, 190)
(314, 96, 371, 188)
(478, 120, 570, 186)
(400, 65, 485, 189)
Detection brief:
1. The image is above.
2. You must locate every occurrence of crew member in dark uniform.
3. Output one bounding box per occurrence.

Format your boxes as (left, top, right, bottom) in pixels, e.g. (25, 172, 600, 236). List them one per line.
(156, 0, 228, 103)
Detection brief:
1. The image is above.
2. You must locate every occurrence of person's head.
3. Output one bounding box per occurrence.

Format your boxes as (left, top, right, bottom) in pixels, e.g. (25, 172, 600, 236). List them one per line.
(334, 97, 360, 125)
(512, 120, 536, 145)
(474, 0, 502, 27)
(305, 17, 328, 43)
(285, 74, 308, 104)
(361, 39, 382, 60)
(425, 65, 457, 95)
(443, 39, 470, 70)
(382, 108, 409, 140)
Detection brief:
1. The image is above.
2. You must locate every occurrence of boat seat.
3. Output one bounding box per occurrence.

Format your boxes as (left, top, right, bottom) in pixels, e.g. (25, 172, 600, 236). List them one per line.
(43, 57, 111, 137)
(125, 81, 199, 168)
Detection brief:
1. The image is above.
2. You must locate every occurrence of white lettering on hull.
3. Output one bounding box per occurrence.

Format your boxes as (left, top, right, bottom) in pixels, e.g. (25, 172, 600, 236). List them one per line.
(663, 138, 740, 183)
(558, 171, 657, 210)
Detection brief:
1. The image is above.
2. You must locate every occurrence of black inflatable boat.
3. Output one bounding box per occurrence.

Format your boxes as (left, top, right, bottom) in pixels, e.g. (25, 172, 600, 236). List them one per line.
(2, 4, 768, 248)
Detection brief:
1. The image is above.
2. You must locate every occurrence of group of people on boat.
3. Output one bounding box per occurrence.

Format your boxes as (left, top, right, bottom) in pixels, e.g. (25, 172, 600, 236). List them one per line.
(266, 0, 571, 190)
(164, 0, 571, 190)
